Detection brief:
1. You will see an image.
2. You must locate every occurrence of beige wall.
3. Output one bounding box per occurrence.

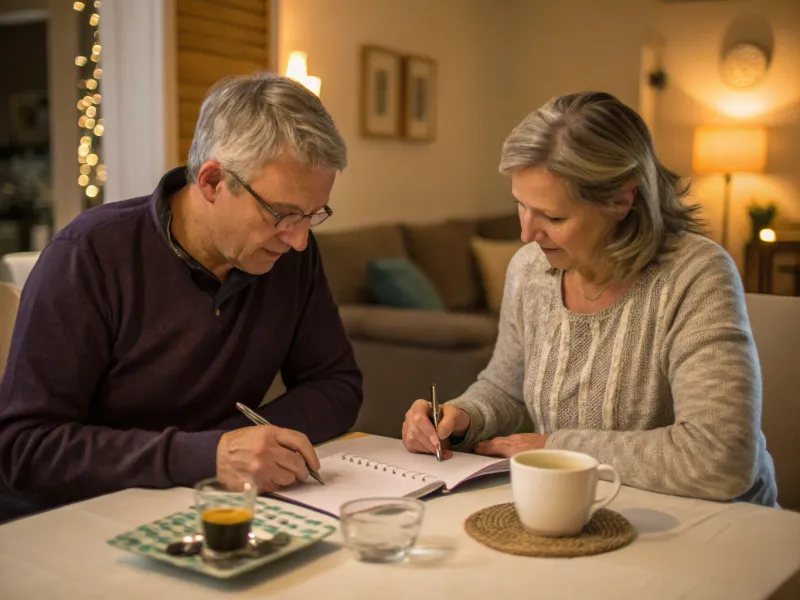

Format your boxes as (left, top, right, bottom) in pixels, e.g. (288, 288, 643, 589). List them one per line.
(278, 0, 518, 232)
(511, 0, 800, 274)
(653, 0, 800, 273)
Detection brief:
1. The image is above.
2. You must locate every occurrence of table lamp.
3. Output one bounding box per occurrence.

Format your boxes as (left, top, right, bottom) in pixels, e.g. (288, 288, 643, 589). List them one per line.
(692, 126, 767, 250)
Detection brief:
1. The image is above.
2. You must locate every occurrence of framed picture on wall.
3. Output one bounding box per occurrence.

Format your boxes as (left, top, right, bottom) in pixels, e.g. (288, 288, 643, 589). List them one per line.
(401, 55, 437, 142)
(360, 46, 402, 138)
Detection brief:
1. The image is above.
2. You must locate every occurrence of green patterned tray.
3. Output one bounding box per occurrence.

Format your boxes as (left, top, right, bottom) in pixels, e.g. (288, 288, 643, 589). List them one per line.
(107, 498, 337, 579)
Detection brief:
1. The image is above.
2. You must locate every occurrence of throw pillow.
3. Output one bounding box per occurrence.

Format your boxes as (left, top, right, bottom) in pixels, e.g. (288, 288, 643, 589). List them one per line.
(470, 236, 524, 314)
(366, 258, 446, 311)
(403, 220, 482, 311)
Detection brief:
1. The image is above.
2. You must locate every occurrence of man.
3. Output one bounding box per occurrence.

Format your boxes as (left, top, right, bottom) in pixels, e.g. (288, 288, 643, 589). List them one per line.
(0, 72, 362, 523)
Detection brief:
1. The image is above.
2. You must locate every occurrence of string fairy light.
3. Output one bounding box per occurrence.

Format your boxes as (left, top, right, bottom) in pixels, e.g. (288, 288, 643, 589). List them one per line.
(74, 2, 104, 205)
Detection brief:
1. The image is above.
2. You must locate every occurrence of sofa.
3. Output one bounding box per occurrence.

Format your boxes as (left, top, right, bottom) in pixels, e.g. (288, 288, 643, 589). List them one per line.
(311, 213, 524, 439)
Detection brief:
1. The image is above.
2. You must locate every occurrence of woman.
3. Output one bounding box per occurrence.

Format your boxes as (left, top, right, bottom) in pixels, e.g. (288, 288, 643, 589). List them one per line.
(401, 92, 777, 506)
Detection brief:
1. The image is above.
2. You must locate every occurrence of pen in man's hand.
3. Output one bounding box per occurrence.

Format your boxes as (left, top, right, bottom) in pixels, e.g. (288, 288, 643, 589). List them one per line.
(431, 383, 442, 461)
(235, 402, 325, 485)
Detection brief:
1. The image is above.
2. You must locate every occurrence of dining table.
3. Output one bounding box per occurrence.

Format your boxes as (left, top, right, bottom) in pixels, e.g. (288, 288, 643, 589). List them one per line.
(1, 440, 799, 600)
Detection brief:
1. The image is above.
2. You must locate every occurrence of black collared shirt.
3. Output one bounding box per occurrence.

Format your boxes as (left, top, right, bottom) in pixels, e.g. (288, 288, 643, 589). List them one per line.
(151, 167, 257, 312)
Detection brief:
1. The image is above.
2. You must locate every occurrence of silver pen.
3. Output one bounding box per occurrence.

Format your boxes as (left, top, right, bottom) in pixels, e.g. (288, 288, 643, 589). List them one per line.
(431, 384, 442, 461)
(235, 402, 325, 485)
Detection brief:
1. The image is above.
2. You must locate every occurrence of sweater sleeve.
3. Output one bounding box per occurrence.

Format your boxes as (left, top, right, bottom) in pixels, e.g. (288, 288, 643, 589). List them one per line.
(447, 249, 529, 448)
(0, 239, 222, 509)
(546, 249, 761, 501)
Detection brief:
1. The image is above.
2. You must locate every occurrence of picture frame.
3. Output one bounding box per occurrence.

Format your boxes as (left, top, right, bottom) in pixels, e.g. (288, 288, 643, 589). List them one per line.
(401, 55, 437, 142)
(360, 46, 402, 138)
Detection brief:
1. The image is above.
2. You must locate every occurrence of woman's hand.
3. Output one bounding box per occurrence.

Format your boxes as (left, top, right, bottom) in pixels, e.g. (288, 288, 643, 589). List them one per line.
(402, 399, 470, 460)
(474, 433, 550, 458)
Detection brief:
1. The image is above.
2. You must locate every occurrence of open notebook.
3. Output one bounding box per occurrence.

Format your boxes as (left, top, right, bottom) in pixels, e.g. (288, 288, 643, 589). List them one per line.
(269, 435, 509, 518)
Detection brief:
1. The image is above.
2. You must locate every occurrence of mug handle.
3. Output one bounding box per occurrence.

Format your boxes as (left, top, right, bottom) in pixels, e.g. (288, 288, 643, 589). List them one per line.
(589, 464, 621, 519)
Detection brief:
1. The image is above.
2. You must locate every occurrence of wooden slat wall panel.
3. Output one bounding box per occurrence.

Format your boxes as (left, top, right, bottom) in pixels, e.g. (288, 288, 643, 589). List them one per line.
(214, 0, 265, 13)
(175, 0, 269, 162)
(177, 15, 265, 46)
(178, 50, 264, 86)
(178, 31, 266, 63)
(178, 0, 264, 31)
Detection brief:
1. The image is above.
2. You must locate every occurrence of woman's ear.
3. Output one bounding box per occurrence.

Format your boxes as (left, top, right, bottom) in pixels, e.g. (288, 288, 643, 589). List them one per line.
(194, 161, 225, 204)
(610, 181, 638, 221)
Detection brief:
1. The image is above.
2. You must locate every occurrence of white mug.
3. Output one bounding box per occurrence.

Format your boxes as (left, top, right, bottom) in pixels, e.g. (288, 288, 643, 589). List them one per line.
(510, 449, 621, 537)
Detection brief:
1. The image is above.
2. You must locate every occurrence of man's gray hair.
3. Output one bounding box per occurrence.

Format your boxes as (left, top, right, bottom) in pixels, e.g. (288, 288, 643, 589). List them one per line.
(500, 91, 703, 281)
(187, 71, 346, 183)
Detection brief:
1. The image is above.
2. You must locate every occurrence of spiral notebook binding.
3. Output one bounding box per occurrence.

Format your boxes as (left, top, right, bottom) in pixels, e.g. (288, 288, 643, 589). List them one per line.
(340, 453, 431, 483)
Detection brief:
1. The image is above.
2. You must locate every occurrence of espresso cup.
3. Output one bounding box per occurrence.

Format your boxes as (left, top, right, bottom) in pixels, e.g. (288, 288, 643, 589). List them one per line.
(510, 449, 621, 537)
(193, 477, 257, 557)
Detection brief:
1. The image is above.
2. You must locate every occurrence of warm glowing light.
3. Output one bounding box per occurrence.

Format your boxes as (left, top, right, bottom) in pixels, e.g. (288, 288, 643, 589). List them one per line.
(92, 93, 101, 104)
(85, 118, 96, 129)
(93, 68, 102, 79)
(304, 76, 322, 97)
(95, 1, 101, 7)
(692, 127, 767, 174)
(92, 44, 101, 54)
(89, 13, 99, 26)
(90, 53, 100, 63)
(75, 56, 87, 67)
(83, 95, 94, 106)
(716, 97, 770, 119)
(80, 136, 91, 145)
(78, 175, 89, 186)
(78, 155, 86, 164)
(86, 79, 98, 90)
(80, 164, 91, 175)
(286, 51, 308, 80)
(285, 50, 322, 96)
(86, 153, 99, 166)
(78, 145, 90, 157)
(86, 106, 97, 118)
(73, 2, 85, 11)
(93, 124, 104, 136)
(78, 116, 87, 127)
(76, 100, 86, 110)
(86, 185, 99, 198)
(759, 228, 776, 243)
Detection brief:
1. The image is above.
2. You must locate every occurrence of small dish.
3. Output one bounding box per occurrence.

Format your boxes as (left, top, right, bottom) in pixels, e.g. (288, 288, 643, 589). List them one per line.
(107, 498, 337, 579)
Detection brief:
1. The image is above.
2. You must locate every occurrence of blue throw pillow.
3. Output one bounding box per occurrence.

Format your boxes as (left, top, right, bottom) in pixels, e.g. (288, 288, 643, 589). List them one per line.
(367, 258, 445, 311)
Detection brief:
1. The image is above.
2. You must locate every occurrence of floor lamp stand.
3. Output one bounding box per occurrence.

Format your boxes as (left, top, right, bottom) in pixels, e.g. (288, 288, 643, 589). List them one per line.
(721, 172, 732, 250)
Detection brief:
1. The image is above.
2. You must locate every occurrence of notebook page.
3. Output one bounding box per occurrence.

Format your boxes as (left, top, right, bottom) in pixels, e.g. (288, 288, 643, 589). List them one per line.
(317, 435, 509, 490)
(269, 451, 443, 518)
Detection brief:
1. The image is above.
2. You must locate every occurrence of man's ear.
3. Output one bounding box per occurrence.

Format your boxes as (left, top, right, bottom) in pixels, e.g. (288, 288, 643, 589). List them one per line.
(609, 181, 638, 221)
(194, 161, 225, 205)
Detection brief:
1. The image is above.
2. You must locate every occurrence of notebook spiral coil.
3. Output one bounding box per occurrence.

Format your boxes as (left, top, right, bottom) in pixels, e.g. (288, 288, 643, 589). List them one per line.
(341, 453, 431, 483)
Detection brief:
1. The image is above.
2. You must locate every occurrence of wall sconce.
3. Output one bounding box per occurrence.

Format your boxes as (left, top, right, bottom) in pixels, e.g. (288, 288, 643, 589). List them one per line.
(285, 50, 322, 97)
(692, 126, 767, 250)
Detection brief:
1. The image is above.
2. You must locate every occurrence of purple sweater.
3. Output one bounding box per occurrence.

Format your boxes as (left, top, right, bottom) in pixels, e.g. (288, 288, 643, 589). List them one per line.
(0, 170, 362, 523)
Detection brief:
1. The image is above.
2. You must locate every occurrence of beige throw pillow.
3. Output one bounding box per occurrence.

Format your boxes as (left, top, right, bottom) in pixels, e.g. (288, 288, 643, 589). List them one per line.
(470, 236, 524, 314)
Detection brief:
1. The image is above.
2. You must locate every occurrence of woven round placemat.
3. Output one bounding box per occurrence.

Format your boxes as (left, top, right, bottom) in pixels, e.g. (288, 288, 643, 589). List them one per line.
(464, 503, 635, 558)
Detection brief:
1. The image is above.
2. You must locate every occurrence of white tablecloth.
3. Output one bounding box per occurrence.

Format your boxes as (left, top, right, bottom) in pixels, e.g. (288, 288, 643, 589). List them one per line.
(1, 477, 798, 600)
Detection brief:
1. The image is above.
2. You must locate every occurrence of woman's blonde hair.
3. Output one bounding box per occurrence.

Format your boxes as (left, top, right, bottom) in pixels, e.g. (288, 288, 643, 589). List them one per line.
(500, 91, 703, 280)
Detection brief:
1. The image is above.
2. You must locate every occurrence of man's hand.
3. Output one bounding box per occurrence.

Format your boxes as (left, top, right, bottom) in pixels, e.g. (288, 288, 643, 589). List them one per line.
(474, 433, 550, 458)
(216, 425, 321, 492)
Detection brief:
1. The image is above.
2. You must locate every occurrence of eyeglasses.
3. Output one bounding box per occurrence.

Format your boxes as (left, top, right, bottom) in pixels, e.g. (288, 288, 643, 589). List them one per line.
(225, 170, 333, 231)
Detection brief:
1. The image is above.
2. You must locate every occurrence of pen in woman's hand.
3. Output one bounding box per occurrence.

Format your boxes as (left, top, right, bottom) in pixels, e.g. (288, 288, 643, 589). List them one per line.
(431, 384, 443, 461)
(235, 402, 325, 485)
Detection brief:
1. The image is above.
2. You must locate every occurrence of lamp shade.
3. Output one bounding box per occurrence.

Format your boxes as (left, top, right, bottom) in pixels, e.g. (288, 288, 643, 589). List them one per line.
(692, 127, 767, 174)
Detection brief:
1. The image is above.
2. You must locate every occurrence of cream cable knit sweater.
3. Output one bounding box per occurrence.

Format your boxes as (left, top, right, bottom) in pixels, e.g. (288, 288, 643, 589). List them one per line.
(449, 233, 777, 506)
